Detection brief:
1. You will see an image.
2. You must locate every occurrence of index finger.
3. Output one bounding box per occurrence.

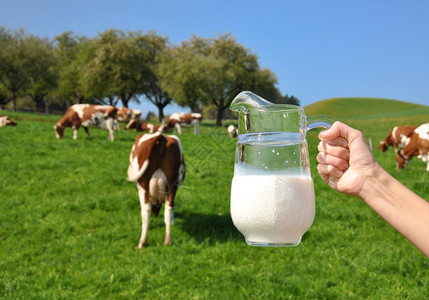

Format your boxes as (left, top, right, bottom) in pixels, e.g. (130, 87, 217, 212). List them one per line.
(319, 136, 348, 148)
(318, 121, 361, 144)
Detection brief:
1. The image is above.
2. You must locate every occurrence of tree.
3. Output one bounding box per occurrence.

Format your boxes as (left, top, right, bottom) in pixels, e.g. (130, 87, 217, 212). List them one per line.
(277, 94, 300, 106)
(159, 34, 279, 125)
(80, 29, 138, 107)
(0, 28, 11, 108)
(158, 40, 213, 113)
(134, 31, 172, 121)
(54, 31, 89, 106)
(0, 85, 10, 109)
(0, 27, 288, 117)
(25, 35, 57, 112)
(80, 30, 171, 120)
(248, 68, 280, 101)
(0, 27, 35, 111)
(207, 34, 280, 124)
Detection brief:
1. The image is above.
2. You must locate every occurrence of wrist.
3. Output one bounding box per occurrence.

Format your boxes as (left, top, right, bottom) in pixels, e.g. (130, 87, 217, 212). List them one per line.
(356, 163, 385, 201)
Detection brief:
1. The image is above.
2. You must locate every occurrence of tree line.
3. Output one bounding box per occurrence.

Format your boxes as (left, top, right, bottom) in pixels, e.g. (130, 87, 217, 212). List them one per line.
(0, 26, 299, 124)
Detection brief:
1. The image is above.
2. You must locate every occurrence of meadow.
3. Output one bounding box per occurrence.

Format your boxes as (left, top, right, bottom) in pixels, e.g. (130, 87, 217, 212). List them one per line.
(1, 98, 429, 299)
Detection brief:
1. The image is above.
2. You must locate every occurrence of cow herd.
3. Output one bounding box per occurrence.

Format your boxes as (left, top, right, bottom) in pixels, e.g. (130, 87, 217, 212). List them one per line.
(52, 104, 203, 142)
(380, 123, 429, 171)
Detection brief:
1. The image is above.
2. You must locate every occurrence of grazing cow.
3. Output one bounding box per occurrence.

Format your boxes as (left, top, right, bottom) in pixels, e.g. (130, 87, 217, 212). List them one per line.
(125, 119, 166, 133)
(227, 124, 238, 138)
(54, 104, 116, 141)
(380, 125, 417, 153)
(0, 115, 17, 127)
(127, 132, 185, 248)
(166, 112, 202, 135)
(396, 123, 429, 171)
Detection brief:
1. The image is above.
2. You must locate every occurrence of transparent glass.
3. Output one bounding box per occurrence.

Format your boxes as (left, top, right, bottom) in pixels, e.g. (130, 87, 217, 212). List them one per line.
(230, 91, 336, 247)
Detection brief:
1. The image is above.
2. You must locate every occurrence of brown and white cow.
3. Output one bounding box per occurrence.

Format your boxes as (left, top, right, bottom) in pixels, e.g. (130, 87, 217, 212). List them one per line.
(396, 123, 429, 171)
(127, 132, 185, 248)
(0, 115, 17, 127)
(54, 104, 116, 141)
(166, 112, 202, 135)
(125, 119, 166, 133)
(380, 125, 417, 153)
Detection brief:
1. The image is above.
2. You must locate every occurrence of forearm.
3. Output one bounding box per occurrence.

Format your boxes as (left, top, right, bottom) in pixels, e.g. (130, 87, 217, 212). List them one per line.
(358, 165, 429, 258)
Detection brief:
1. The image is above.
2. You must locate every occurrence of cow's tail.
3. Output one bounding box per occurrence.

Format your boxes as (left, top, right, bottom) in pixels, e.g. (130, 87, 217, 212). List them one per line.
(127, 157, 149, 182)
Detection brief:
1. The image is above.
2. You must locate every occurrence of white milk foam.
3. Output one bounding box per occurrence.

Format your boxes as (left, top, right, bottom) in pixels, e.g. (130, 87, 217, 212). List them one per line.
(230, 173, 315, 245)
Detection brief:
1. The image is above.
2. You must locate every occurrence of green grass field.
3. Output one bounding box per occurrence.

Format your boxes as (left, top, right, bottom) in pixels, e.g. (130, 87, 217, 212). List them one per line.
(1, 98, 429, 299)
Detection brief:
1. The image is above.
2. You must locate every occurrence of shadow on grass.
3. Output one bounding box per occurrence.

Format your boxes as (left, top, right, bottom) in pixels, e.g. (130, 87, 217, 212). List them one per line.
(176, 212, 242, 244)
(176, 211, 317, 247)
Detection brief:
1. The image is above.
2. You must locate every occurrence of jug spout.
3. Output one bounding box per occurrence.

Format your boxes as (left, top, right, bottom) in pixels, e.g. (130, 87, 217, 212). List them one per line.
(230, 91, 274, 113)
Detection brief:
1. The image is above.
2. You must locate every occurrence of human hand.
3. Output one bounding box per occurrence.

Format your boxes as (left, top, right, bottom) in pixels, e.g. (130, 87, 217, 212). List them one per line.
(317, 121, 379, 198)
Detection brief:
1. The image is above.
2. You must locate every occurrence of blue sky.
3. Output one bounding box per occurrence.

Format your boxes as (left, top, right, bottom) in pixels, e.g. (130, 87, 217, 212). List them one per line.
(1, 0, 429, 116)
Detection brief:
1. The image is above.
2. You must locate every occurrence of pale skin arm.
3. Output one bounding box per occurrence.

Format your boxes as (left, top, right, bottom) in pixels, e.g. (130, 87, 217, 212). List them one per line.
(317, 121, 429, 258)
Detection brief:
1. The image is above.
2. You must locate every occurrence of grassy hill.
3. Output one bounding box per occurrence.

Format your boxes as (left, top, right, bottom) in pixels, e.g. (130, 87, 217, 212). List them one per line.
(304, 97, 429, 121)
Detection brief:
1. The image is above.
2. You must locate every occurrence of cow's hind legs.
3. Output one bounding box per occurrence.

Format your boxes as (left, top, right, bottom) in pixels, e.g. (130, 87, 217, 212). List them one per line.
(175, 123, 182, 135)
(83, 126, 91, 139)
(106, 118, 115, 141)
(138, 187, 151, 248)
(163, 181, 177, 247)
(72, 126, 79, 140)
(193, 120, 201, 134)
(164, 201, 174, 246)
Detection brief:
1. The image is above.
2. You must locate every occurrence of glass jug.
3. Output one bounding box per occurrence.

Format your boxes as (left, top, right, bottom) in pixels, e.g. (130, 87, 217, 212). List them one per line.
(230, 91, 335, 247)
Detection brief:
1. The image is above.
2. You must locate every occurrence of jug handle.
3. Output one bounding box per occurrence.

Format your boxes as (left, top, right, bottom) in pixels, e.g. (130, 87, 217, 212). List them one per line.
(307, 115, 337, 130)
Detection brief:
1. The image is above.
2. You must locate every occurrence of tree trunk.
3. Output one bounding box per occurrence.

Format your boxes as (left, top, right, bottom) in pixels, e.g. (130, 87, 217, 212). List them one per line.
(114, 95, 121, 107)
(121, 98, 129, 108)
(157, 104, 164, 122)
(190, 103, 201, 113)
(12, 91, 17, 111)
(75, 92, 83, 104)
(31, 94, 46, 113)
(216, 105, 224, 126)
(120, 93, 134, 108)
(45, 101, 50, 114)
